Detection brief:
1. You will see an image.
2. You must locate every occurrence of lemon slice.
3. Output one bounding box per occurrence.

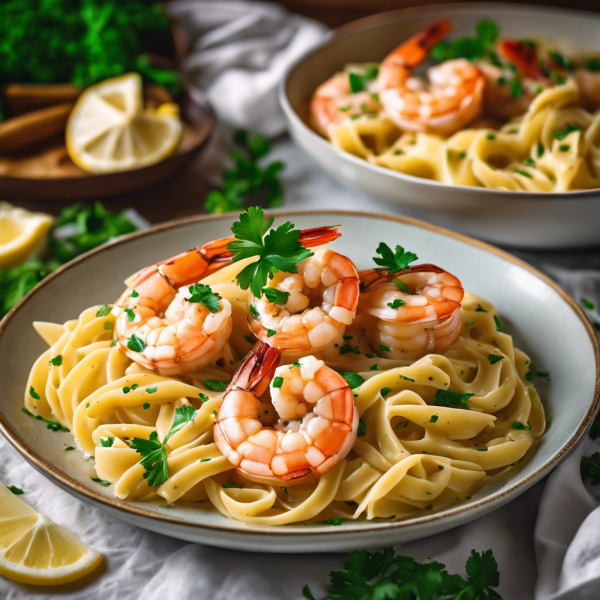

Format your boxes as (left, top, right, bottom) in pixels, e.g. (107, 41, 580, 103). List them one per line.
(0, 202, 53, 269)
(0, 482, 102, 585)
(66, 73, 183, 173)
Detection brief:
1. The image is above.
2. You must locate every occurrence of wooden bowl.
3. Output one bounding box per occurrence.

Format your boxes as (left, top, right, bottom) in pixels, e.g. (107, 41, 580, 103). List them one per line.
(0, 83, 215, 201)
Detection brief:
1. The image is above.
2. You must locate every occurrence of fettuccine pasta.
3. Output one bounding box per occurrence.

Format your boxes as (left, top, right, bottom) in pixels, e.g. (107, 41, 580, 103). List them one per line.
(331, 81, 600, 192)
(25, 257, 545, 525)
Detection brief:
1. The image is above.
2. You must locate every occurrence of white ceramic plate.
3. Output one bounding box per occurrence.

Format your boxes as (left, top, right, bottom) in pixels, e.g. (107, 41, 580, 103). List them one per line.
(280, 3, 600, 249)
(0, 211, 598, 552)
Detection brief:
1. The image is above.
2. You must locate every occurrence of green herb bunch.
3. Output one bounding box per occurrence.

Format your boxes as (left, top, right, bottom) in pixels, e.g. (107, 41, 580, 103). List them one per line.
(431, 20, 501, 65)
(0, 202, 138, 318)
(205, 130, 285, 214)
(0, 0, 178, 91)
(303, 546, 503, 600)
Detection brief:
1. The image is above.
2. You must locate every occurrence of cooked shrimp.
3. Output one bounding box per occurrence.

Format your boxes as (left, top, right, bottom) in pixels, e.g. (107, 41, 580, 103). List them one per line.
(357, 265, 464, 360)
(248, 248, 360, 353)
(116, 227, 342, 375)
(214, 343, 358, 484)
(378, 19, 485, 135)
(310, 70, 382, 137)
(574, 69, 600, 112)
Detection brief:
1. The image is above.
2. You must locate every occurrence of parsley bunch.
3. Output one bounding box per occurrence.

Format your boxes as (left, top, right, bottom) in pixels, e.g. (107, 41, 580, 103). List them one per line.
(0, 202, 138, 318)
(205, 130, 285, 214)
(228, 207, 312, 298)
(303, 547, 502, 600)
(130, 405, 197, 487)
(431, 20, 501, 64)
(0, 0, 178, 91)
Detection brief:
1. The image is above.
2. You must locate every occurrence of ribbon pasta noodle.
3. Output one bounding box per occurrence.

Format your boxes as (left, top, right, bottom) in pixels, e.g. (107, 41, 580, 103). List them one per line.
(25, 245, 546, 525)
(328, 81, 600, 192)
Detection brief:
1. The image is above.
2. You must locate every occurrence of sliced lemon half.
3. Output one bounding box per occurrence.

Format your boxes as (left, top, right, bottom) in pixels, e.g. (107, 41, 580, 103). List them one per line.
(66, 73, 183, 174)
(0, 202, 53, 269)
(0, 482, 102, 585)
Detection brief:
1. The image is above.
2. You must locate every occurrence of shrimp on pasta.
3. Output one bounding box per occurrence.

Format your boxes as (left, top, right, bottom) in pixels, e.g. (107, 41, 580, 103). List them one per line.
(378, 18, 486, 135)
(358, 264, 464, 360)
(115, 227, 342, 375)
(213, 342, 358, 484)
(248, 248, 360, 353)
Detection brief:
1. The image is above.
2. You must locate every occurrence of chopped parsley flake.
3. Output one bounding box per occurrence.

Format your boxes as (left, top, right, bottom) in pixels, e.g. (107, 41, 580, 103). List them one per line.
(262, 287, 290, 304)
(96, 305, 111, 317)
(143, 403, 150, 410)
(525, 363, 549, 382)
(273, 376, 284, 389)
(582, 298, 595, 310)
(186, 284, 221, 313)
(494, 315, 503, 331)
(222, 482, 242, 489)
(7, 485, 24, 495)
(379, 344, 391, 353)
(380, 387, 392, 397)
(127, 334, 145, 353)
(124, 308, 135, 322)
(49, 355, 62, 366)
(488, 354, 503, 365)
(90, 476, 111, 487)
(266, 328, 277, 337)
(429, 415, 439, 423)
(339, 344, 360, 355)
(146, 387, 158, 394)
(432, 389, 474, 410)
(357, 420, 366, 436)
(100, 436, 114, 447)
(342, 372, 364, 389)
(393, 279, 411, 294)
(387, 299, 407, 309)
(203, 380, 228, 392)
(553, 123, 582, 141)
(512, 421, 531, 430)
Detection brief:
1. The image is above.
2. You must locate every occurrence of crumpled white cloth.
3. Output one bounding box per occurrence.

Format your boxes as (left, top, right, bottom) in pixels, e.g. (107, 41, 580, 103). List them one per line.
(1, 2, 600, 598)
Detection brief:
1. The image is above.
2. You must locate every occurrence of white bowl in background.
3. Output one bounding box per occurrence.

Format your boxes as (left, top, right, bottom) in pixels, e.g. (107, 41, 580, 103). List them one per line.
(280, 3, 600, 249)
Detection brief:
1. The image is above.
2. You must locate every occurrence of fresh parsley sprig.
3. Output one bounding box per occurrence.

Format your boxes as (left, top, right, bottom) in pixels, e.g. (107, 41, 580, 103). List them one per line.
(185, 284, 221, 313)
(373, 242, 418, 273)
(431, 19, 501, 64)
(205, 130, 285, 214)
(130, 405, 197, 487)
(228, 207, 313, 298)
(302, 546, 502, 600)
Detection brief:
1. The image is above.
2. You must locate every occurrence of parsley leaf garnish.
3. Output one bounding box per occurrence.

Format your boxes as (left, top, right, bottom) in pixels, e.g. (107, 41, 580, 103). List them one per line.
(373, 242, 418, 273)
(393, 279, 411, 295)
(130, 406, 197, 487)
(185, 284, 221, 313)
(431, 19, 500, 63)
(96, 305, 112, 318)
(124, 308, 136, 322)
(127, 333, 145, 353)
(203, 380, 228, 392)
(433, 389, 474, 410)
(273, 376, 284, 389)
(6, 485, 24, 495)
(357, 420, 366, 436)
(342, 372, 364, 389)
(512, 421, 531, 430)
(525, 363, 549, 382)
(302, 547, 502, 600)
(553, 123, 582, 141)
(348, 65, 379, 94)
(205, 130, 284, 214)
(380, 387, 392, 397)
(262, 288, 291, 304)
(228, 207, 313, 298)
(339, 344, 360, 355)
(22, 407, 69, 432)
(387, 299, 407, 309)
(100, 436, 115, 447)
(488, 354, 503, 365)
(90, 476, 111, 487)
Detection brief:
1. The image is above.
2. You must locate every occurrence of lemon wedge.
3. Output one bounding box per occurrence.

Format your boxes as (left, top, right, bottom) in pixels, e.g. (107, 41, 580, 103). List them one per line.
(0, 202, 53, 269)
(0, 482, 102, 585)
(66, 73, 183, 173)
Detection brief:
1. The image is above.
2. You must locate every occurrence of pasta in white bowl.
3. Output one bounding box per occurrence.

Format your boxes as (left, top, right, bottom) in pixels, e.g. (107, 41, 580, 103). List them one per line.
(1, 211, 597, 552)
(280, 4, 600, 248)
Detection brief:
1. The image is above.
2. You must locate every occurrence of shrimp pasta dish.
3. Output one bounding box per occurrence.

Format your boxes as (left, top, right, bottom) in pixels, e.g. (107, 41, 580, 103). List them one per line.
(24, 209, 546, 526)
(310, 18, 600, 192)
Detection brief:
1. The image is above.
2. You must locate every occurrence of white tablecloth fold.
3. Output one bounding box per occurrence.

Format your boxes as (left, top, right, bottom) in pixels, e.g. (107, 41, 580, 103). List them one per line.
(1, 2, 599, 599)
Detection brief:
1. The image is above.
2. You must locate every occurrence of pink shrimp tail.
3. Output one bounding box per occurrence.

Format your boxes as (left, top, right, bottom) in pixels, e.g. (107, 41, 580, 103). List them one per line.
(228, 342, 281, 397)
(499, 40, 549, 82)
(383, 18, 452, 70)
(297, 225, 342, 247)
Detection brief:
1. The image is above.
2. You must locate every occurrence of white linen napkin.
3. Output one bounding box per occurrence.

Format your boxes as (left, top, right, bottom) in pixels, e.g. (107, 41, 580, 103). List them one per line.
(1, 2, 599, 599)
